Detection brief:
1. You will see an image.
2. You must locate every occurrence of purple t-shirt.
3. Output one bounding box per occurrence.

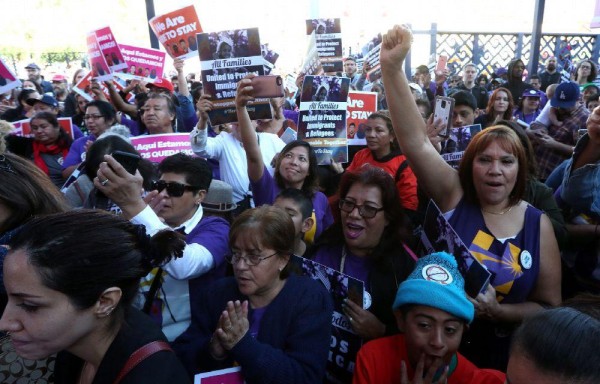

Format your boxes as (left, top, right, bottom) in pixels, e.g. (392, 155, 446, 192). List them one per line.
(251, 165, 333, 239)
(312, 243, 371, 285)
(249, 306, 268, 338)
(62, 135, 96, 169)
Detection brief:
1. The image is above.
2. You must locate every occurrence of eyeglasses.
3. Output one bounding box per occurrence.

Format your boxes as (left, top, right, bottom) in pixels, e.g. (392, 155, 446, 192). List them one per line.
(226, 251, 278, 266)
(83, 114, 104, 120)
(0, 155, 16, 174)
(151, 180, 200, 197)
(339, 198, 384, 219)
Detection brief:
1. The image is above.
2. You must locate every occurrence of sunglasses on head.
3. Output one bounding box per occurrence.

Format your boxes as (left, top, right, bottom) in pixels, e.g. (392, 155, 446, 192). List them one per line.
(151, 180, 200, 197)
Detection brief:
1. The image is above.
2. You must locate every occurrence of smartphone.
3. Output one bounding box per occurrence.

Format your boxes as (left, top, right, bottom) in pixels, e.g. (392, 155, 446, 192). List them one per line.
(112, 151, 140, 175)
(252, 75, 284, 98)
(434, 96, 454, 137)
(435, 55, 448, 72)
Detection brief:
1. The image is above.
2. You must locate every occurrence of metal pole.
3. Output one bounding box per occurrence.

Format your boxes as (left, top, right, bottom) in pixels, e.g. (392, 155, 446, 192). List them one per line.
(529, 0, 545, 77)
(145, 0, 160, 49)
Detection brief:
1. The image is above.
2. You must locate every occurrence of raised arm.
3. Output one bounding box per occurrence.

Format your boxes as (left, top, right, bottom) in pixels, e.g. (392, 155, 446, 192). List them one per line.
(236, 74, 265, 182)
(380, 25, 462, 211)
(103, 81, 138, 118)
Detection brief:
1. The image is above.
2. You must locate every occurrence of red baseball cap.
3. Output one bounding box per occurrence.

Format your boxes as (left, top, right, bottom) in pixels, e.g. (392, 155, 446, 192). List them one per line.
(147, 78, 174, 93)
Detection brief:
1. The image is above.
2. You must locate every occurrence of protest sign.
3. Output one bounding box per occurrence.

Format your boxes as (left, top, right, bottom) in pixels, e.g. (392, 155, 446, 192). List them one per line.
(117, 44, 166, 82)
(149, 5, 201, 60)
(289, 255, 364, 384)
(71, 72, 131, 104)
(284, 74, 298, 94)
(361, 34, 382, 82)
(72, 72, 94, 102)
(261, 43, 279, 74)
(300, 32, 324, 76)
(197, 28, 270, 125)
(298, 75, 350, 164)
(13, 117, 75, 139)
(0, 57, 21, 95)
(346, 91, 377, 145)
(195, 367, 243, 384)
(94, 26, 128, 72)
(130, 133, 193, 163)
(86, 32, 112, 82)
(420, 200, 491, 298)
(440, 124, 482, 169)
(306, 18, 343, 73)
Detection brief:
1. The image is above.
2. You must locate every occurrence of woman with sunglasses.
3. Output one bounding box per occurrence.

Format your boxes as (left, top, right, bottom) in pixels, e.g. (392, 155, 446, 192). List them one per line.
(173, 205, 333, 383)
(236, 75, 333, 242)
(96, 153, 230, 342)
(5, 111, 73, 188)
(307, 166, 416, 342)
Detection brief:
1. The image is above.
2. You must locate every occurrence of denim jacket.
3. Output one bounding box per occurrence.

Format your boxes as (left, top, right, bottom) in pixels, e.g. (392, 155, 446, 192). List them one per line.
(560, 133, 600, 221)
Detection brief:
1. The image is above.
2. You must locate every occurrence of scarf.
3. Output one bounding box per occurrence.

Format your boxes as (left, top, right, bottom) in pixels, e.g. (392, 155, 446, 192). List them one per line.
(32, 140, 69, 175)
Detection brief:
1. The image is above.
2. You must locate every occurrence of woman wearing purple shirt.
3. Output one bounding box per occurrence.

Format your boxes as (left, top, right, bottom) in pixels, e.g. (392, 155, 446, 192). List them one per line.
(173, 206, 333, 383)
(308, 166, 416, 341)
(236, 74, 333, 242)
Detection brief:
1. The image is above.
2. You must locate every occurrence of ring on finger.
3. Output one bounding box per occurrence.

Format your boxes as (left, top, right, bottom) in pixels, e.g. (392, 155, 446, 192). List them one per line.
(100, 178, 109, 186)
(349, 316, 353, 322)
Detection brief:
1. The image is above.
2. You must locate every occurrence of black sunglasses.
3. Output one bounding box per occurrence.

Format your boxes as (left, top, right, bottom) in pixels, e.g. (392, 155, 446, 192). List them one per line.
(151, 180, 200, 197)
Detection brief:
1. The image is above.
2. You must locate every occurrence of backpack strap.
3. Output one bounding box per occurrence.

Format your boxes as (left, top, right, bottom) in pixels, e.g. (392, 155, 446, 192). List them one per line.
(142, 268, 164, 314)
(113, 340, 172, 384)
(394, 159, 409, 183)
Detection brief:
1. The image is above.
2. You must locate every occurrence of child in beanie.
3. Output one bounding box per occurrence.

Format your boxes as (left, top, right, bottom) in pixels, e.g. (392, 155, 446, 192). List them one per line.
(353, 252, 505, 384)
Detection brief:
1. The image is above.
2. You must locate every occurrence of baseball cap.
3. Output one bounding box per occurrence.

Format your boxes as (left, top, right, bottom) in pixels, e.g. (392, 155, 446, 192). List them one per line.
(25, 63, 41, 70)
(494, 68, 508, 77)
(26, 95, 59, 108)
(393, 252, 474, 324)
(451, 90, 477, 111)
(551, 81, 580, 108)
(522, 89, 542, 98)
(52, 74, 67, 82)
(147, 78, 174, 93)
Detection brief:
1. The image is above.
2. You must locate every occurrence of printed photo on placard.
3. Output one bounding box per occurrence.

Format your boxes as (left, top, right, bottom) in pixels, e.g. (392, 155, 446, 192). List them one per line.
(361, 33, 382, 82)
(149, 5, 202, 60)
(289, 255, 364, 383)
(346, 91, 377, 145)
(305, 18, 342, 73)
(300, 32, 324, 76)
(0, 57, 22, 94)
(420, 200, 491, 298)
(117, 44, 166, 82)
(87, 32, 113, 82)
(298, 75, 350, 164)
(94, 26, 128, 72)
(197, 28, 268, 125)
(440, 124, 482, 169)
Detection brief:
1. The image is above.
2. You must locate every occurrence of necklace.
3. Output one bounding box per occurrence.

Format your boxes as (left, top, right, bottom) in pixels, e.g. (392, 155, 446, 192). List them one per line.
(340, 245, 347, 274)
(481, 204, 515, 215)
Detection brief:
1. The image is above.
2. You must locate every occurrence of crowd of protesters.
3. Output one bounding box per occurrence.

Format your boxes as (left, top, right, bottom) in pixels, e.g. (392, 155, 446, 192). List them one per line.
(0, 23, 599, 384)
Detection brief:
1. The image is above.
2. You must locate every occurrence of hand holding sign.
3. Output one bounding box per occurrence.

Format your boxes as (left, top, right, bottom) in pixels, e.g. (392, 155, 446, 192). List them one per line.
(235, 75, 256, 109)
(469, 284, 501, 321)
(195, 94, 214, 129)
(342, 297, 385, 340)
